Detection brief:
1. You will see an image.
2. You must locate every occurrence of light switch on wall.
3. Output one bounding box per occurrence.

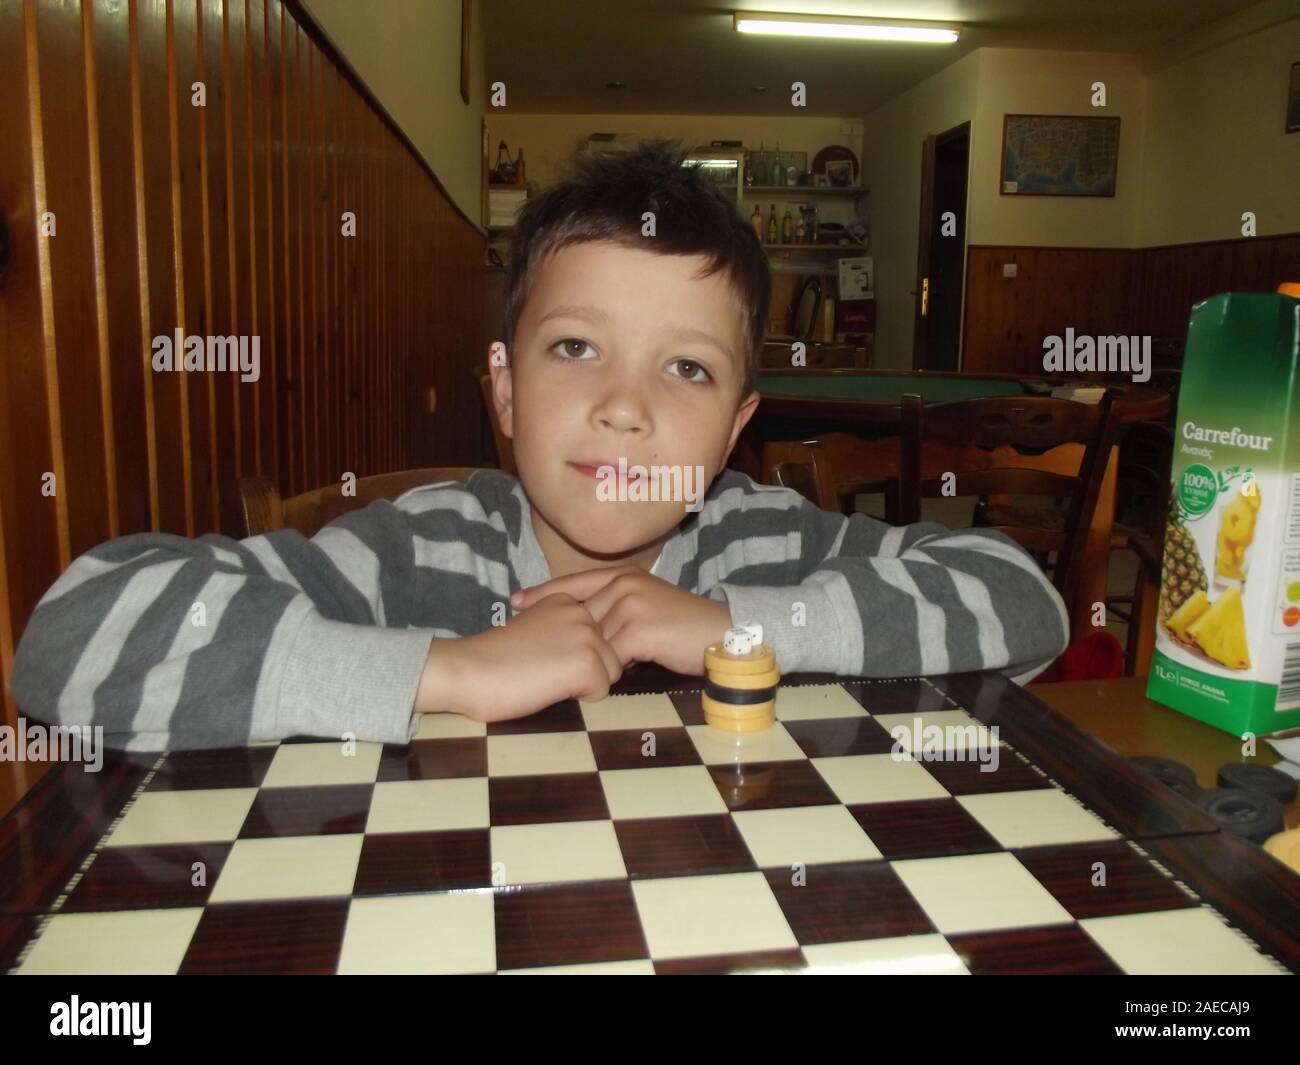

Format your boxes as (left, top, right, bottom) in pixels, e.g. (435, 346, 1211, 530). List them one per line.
(1002, 263, 1018, 279)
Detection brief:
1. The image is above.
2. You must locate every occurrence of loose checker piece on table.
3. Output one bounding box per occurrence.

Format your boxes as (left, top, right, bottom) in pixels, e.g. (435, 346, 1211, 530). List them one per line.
(7, 654, 1295, 975)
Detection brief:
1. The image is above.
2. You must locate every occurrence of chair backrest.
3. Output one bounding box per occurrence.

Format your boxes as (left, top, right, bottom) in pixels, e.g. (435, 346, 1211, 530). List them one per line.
(479, 372, 517, 474)
(240, 467, 494, 537)
(771, 457, 822, 507)
(763, 432, 891, 515)
(897, 390, 1120, 608)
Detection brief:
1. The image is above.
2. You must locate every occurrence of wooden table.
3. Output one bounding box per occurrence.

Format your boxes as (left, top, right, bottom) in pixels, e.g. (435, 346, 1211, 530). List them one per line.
(1033, 675, 1299, 830)
(1, 666, 1296, 974)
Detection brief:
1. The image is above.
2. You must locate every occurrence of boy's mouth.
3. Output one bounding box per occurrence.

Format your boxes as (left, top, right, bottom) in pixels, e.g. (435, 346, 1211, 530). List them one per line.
(569, 460, 649, 484)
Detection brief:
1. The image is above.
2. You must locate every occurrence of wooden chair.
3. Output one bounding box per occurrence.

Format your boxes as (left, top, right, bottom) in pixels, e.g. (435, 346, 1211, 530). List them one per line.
(1104, 460, 1168, 676)
(764, 433, 895, 517)
(239, 467, 493, 537)
(770, 456, 822, 508)
(893, 390, 1121, 621)
(478, 372, 517, 475)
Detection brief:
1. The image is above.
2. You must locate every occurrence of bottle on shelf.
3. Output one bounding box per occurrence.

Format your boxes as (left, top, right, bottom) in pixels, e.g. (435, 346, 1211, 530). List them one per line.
(515, 148, 526, 186)
(770, 141, 782, 186)
(794, 212, 805, 244)
(781, 207, 794, 243)
(750, 204, 763, 240)
(494, 140, 515, 183)
(766, 204, 778, 244)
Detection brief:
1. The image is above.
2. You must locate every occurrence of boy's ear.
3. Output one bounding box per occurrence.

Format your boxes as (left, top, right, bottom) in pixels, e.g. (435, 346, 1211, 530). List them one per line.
(487, 342, 514, 438)
(722, 389, 761, 464)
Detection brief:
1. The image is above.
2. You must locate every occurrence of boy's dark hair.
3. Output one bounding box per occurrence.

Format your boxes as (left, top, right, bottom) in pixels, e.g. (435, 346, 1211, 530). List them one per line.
(501, 138, 770, 399)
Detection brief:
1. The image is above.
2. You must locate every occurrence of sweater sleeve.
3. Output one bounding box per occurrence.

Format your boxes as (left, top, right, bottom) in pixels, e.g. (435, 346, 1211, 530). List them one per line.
(713, 488, 1070, 685)
(10, 501, 442, 752)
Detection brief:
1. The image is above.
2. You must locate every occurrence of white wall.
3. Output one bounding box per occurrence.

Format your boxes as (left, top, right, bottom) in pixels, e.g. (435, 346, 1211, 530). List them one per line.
(1139, 15, 1300, 245)
(301, 0, 486, 228)
(859, 50, 981, 369)
(968, 49, 1147, 248)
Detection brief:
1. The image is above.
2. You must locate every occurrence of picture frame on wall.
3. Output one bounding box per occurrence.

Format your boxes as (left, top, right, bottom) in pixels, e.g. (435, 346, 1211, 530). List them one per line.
(1287, 60, 1300, 134)
(825, 159, 855, 187)
(1000, 114, 1120, 197)
(460, 0, 472, 105)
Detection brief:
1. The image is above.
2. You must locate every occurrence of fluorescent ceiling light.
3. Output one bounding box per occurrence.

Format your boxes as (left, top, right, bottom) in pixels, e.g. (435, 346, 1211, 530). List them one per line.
(734, 12, 961, 43)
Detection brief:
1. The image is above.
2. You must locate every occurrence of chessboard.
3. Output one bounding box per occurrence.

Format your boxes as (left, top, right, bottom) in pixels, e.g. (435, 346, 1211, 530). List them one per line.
(3, 670, 1299, 975)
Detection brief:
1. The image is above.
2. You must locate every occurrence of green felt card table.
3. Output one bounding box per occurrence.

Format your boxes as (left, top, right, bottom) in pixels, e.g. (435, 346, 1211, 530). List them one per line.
(752, 368, 1171, 423)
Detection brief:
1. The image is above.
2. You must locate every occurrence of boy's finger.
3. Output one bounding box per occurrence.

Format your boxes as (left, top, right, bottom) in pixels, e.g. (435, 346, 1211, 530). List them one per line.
(511, 566, 632, 609)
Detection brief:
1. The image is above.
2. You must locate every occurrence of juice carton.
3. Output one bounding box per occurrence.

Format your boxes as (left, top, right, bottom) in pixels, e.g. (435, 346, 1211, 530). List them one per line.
(1146, 290, 1300, 737)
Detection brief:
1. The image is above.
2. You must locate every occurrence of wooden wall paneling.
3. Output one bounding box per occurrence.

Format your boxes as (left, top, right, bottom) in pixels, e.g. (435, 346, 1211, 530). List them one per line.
(35, 0, 108, 559)
(358, 75, 368, 474)
(1273, 233, 1300, 283)
(328, 37, 339, 479)
(90, 0, 147, 542)
(379, 93, 390, 472)
(1, 0, 488, 815)
(340, 60, 354, 477)
(360, 75, 373, 473)
(325, 56, 340, 487)
(136, 0, 184, 531)
(285, 7, 305, 496)
(438, 185, 449, 458)
(1229, 232, 1279, 293)
(81, 2, 127, 548)
(262, 0, 284, 495)
(398, 147, 409, 469)
(305, 33, 319, 489)
(201, 0, 239, 536)
(245, 0, 267, 480)
(225, 0, 252, 505)
(171, 0, 211, 536)
(372, 79, 384, 473)
(0, 0, 57, 802)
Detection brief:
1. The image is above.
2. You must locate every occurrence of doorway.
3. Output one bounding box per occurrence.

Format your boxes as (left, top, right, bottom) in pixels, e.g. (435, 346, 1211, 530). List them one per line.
(912, 122, 970, 371)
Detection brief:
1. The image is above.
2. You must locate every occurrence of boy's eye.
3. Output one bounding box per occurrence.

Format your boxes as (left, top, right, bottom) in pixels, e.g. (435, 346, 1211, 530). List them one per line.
(552, 338, 595, 360)
(670, 358, 712, 384)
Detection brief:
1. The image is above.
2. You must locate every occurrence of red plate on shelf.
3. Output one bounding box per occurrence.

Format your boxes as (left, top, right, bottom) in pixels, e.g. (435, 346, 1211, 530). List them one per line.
(812, 144, 859, 183)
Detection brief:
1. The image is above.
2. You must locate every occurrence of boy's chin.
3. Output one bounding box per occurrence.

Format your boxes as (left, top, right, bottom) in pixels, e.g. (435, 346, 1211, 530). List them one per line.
(554, 503, 683, 558)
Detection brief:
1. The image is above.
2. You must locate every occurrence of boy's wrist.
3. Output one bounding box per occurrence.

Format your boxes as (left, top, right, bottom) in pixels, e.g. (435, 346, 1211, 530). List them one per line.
(415, 637, 469, 715)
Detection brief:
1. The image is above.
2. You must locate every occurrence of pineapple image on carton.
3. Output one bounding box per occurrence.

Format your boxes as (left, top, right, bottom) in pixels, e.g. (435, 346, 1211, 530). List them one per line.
(1185, 585, 1251, 670)
(1158, 497, 1208, 628)
(1214, 480, 1261, 583)
(1146, 289, 1300, 739)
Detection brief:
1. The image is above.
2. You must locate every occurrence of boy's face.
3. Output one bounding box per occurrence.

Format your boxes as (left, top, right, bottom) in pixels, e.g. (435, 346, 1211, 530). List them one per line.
(490, 239, 760, 567)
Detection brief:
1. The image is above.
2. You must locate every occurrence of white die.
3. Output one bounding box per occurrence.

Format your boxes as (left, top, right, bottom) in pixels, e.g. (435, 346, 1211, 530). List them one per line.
(723, 624, 763, 655)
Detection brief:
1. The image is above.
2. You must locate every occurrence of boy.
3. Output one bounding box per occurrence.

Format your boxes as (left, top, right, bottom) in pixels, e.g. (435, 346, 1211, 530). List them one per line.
(11, 140, 1069, 752)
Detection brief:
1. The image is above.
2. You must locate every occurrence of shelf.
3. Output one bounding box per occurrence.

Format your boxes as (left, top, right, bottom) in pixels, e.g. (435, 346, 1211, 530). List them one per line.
(747, 185, 867, 196)
(764, 243, 867, 251)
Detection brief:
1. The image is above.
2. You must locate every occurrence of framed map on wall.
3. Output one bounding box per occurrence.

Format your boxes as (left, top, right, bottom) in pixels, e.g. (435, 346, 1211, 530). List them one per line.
(1000, 114, 1120, 197)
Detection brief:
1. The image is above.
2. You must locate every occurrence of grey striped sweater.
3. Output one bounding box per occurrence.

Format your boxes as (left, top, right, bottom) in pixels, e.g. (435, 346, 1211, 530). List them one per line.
(11, 469, 1070, 752)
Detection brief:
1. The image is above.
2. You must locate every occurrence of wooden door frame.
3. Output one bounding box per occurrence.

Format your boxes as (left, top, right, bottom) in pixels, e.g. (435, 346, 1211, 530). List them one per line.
(912, 121, 971, 370)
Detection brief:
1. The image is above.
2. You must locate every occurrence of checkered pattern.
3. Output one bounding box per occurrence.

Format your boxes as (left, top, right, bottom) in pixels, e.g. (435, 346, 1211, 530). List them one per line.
(8, 679, 1290, 974)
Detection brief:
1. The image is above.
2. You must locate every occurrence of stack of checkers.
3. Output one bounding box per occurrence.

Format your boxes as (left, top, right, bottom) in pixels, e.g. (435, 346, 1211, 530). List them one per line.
(701, 641, 780, 732)
(1128, 756, 1300, 869)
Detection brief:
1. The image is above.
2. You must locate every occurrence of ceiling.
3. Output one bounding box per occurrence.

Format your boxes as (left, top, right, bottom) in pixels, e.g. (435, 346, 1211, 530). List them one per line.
(481, 0, 1266, 115)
